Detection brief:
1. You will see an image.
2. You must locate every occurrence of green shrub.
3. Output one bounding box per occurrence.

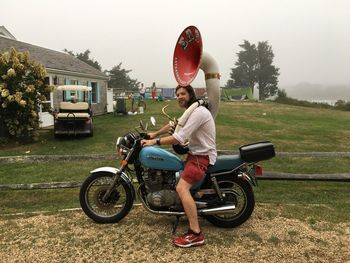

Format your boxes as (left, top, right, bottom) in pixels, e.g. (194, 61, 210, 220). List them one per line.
(0, 48, 53, 142)
(335, 100, 350, 111)
(277, 88, 287, 99)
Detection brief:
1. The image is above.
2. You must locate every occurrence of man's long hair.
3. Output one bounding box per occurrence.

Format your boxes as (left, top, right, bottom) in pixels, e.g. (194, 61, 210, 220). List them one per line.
(175, 85, 197, 108)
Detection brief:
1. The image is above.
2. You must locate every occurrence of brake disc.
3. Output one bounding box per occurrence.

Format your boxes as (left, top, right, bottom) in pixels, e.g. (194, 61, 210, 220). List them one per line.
(93, 186, 120, 209)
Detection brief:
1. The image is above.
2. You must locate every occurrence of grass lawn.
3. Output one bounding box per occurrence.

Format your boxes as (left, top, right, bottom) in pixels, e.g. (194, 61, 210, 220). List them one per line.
(0, 100, 349, 221)
(1, 100, 350, 156)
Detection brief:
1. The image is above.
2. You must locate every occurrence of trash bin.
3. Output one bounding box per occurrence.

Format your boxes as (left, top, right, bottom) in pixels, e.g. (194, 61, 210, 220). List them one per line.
(138, 106, 144, 114)
(115, 97, 127, 115)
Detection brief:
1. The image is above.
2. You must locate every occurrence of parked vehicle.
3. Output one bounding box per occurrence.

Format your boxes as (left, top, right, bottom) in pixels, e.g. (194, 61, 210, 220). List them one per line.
(54, 85, 93, 137)
(79, 117, 275, 232)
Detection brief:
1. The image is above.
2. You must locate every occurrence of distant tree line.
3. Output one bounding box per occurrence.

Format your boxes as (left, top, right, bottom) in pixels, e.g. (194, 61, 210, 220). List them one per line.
(275, 89, 350, 111)
(63, 49, 139, 92)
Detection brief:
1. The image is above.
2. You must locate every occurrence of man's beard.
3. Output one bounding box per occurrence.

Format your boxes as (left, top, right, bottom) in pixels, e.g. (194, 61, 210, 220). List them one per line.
(178, 99, 189, 108)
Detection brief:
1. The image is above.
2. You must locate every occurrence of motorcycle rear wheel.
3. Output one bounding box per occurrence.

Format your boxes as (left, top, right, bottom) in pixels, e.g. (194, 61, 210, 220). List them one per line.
(204, 177, 255, 228)
(79, 172, 133, 224)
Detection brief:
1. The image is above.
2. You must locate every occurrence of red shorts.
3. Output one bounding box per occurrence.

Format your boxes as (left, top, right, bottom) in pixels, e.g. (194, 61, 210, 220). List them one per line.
(181, 154, 209, 185)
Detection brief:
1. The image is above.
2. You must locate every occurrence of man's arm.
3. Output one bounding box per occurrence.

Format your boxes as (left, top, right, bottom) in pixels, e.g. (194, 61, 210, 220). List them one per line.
(148, 123, 171, 139)
(142, 134, 179, 147)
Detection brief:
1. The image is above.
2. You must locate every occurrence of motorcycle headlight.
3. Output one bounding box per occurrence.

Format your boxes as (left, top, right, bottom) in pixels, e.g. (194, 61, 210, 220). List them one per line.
(124, 132, 136, 147)
(116, 132, 136, 151)
(116, 137, 123, 147)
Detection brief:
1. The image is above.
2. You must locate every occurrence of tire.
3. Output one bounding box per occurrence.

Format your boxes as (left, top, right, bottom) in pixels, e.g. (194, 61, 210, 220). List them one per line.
(88, 122, 93, 137)
(79, 172, 133, 223)
(204, 177, 255, 228)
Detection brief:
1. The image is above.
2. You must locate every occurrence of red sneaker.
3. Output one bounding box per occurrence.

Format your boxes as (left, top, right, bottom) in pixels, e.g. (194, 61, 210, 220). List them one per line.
(173, 230, 205, 248)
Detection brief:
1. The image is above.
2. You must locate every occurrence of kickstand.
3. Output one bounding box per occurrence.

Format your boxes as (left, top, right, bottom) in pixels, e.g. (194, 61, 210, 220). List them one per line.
(172, 216, 181, 235)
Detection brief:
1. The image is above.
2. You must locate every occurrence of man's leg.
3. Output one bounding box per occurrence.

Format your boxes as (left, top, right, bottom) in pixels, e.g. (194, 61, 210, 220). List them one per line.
(176, 178, 200, 233)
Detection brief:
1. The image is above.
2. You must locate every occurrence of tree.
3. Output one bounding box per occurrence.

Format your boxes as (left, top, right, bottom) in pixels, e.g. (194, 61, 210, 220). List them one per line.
(106, 63, 139, 92)
(63, 49, 102, 71)
(256, 41, 279, 100)
(0, 48, 53, 142)
(226, 40, 279, 100)
(226, 40, 257, 91)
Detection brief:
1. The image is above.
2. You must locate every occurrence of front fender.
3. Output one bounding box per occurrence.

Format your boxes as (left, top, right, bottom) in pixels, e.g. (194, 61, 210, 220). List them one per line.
(91, 166, 118, 174)
(90, 166, 136, 199)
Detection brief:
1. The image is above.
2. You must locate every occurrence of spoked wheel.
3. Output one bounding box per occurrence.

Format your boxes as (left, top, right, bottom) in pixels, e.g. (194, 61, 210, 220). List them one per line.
(79, 172, 133, 223)
(204, 177, 255, 228)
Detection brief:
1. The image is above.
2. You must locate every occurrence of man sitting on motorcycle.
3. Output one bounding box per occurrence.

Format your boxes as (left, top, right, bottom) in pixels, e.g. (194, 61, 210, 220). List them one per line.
(141, 85, 217, 248)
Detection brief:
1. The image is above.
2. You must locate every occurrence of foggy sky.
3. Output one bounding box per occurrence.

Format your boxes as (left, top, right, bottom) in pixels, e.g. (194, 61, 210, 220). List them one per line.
(2, 0, 350, 90)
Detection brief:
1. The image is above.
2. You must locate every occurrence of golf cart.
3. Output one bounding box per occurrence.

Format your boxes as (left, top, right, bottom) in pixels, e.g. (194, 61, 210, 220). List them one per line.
(54, 85, 93, 137)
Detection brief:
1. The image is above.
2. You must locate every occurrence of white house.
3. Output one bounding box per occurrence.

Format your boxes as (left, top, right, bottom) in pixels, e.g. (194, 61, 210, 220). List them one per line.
(0, 26, 112, 127)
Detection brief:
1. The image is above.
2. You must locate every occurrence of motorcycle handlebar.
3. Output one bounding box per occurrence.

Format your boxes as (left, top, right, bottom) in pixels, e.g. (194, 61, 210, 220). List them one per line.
(140, 133, 150, 139)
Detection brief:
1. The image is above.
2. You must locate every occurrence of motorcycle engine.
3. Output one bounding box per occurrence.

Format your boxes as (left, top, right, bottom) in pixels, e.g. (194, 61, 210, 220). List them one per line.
(142, 169, 180, 208)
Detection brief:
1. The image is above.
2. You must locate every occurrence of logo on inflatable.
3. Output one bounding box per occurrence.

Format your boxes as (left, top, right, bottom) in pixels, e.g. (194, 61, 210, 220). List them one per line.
(173, 26, 203, 86)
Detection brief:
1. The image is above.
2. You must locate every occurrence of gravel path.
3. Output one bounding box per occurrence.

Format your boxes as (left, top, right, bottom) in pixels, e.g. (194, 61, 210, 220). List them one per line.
(1, 205, 349, 263)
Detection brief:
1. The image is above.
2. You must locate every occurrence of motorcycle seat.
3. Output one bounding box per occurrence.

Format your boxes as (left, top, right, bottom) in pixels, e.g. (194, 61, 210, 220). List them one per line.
(207, 154, 243, 174)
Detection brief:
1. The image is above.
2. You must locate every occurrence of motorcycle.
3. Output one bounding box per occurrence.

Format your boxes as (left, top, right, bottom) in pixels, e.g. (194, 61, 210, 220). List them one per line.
(79, 117, 275, 231)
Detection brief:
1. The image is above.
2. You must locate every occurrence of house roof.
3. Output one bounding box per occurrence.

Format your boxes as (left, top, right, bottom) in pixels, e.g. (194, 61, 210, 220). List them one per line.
(0, 36, 108, 79)
(0, 26, 16, 40)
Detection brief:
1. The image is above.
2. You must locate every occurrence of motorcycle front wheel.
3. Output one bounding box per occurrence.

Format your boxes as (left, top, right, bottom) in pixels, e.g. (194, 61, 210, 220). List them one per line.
(204, 177, 255, 228)
(79, 172, 133, 224)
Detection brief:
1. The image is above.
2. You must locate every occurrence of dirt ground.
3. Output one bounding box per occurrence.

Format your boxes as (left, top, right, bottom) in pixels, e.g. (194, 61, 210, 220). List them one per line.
(0, 204, 349, 263)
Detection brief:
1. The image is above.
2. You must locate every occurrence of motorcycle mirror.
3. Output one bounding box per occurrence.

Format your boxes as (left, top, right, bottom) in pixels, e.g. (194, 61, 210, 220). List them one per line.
(139, 120, 144, 131)
(150, 116, 156, 126)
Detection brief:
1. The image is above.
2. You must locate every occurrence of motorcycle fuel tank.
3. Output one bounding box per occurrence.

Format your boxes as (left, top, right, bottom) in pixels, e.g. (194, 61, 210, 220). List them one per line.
(139, 147, 184, 171)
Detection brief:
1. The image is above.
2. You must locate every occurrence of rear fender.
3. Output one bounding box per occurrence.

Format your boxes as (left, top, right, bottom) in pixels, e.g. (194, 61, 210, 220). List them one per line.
(90, 167, 135, 199)
(208, 168, 256, 189)
(238, 172, 256, 187)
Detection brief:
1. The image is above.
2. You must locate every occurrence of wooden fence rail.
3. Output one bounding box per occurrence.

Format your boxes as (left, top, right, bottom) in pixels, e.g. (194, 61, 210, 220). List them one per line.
(1, 171, 349, 191)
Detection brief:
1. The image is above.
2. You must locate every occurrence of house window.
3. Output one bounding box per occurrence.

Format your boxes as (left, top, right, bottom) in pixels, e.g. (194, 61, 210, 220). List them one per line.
(53, 76, 58, 85)
(44, 77, 50, 85)
(91, 82, 99, 103)
(70, 79, 78, 85)
(64, 91, 74, 101)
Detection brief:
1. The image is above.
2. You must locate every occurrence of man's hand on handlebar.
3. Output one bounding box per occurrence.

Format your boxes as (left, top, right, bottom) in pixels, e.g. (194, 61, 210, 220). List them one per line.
(141, 139, 156, 147)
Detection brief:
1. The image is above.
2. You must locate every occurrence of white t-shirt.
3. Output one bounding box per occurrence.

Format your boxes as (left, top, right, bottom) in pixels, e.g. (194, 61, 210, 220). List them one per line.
(173, 106, 217, 165)
(138, 85, 146, 94)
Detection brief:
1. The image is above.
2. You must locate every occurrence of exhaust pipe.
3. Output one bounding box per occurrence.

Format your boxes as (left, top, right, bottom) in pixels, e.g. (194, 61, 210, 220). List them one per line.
(142, 203, 235, 217)
(137, 187, 235, 216)
(199, 204, 236, 215)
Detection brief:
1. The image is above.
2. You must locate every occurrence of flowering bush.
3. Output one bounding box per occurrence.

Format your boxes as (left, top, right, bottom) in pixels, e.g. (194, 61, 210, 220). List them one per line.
(0, 48, 53, 142)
